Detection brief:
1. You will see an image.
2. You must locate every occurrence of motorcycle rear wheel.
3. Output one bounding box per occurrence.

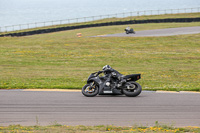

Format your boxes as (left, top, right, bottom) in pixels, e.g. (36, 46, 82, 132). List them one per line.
(122, 81, 142, 97)
(82, 83, 99, 97)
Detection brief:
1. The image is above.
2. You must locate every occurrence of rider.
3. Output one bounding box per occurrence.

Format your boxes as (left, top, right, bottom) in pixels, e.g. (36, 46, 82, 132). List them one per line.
(125, 26, 130, 31)
(102, 65, 126, 87)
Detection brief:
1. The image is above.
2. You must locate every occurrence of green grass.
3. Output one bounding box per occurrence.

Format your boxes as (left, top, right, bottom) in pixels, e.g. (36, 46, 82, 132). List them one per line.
(0, 22, 200, 91)
(0, 123, 200, 133)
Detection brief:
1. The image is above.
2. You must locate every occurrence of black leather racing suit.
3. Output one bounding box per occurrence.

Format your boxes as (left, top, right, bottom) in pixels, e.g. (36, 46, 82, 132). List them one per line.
(102, 68, 125, 88)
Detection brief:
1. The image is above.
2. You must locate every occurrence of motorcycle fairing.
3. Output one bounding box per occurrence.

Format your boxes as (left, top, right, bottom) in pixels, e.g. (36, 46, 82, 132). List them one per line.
(87, 77, 122, 95)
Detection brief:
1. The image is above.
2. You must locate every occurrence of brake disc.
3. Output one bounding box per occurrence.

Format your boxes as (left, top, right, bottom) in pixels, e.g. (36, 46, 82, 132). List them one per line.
(126, 83, 136, 90)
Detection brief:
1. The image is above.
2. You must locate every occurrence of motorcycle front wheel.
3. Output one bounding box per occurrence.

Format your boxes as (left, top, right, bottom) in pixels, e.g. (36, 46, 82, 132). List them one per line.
(82, 83, 99, 97)
(122, 81, 142, 97)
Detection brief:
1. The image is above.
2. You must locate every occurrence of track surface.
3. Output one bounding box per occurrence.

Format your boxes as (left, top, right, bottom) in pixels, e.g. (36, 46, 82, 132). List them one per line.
(99, 26, 200, 37)
(0, 90, 200, 127)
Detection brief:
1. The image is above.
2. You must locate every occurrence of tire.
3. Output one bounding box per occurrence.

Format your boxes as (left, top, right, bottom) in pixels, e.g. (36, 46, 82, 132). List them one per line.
(82, 83, 99, 97)
(122, 81, 142, 97)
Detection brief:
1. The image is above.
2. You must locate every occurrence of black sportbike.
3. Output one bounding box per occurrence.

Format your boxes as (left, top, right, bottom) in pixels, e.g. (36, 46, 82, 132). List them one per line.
(82, 70, 142, 97)
(125, 28, 135, 34)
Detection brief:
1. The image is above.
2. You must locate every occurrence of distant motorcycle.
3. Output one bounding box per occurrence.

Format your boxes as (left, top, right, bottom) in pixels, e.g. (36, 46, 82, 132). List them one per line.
(125, 28, 135, 34)
(82, 66, 142, 97)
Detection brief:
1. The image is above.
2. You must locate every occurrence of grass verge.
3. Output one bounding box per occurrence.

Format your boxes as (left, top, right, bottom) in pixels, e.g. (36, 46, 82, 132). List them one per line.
(1, 12, 199, 35)
(0, 22, 200, 91)
(0, 123, 200, 133)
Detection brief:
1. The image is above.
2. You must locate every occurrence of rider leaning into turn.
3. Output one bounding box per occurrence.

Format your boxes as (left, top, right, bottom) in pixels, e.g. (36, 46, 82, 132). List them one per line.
(101, 65, 126, 87)
(125, 26, 130, 31)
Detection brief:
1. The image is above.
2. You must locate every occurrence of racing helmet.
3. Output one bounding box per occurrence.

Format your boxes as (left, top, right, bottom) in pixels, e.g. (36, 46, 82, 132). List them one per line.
(102, 65, 111, 71)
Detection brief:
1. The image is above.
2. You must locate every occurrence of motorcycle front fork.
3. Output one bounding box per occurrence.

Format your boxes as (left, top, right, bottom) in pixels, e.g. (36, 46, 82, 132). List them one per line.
(89, 82, 96, 89)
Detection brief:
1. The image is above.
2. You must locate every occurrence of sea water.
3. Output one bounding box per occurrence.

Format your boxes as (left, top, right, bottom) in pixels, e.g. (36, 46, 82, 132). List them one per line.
(0, 0, 199, 27)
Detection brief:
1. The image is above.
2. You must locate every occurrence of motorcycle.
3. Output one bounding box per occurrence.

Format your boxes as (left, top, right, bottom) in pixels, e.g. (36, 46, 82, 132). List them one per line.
(82, 70, 142, 97)
(125, 28, 135, 34)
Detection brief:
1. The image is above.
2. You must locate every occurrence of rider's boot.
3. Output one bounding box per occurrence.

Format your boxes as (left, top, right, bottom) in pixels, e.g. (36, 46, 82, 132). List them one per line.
(117, 79, 126, 88)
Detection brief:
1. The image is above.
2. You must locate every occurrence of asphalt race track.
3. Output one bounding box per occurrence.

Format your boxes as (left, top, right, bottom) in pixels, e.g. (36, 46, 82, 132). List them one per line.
(99, 26, 200, 37)
(0, 90, 200, 127)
